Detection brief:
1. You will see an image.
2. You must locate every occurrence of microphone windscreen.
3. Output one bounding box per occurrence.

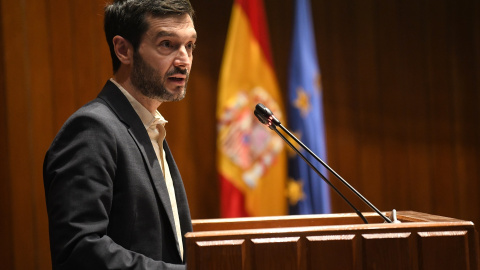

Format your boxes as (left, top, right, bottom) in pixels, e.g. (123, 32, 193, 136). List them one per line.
(255, 103, 273, 118)
(254, 110, 268, 125)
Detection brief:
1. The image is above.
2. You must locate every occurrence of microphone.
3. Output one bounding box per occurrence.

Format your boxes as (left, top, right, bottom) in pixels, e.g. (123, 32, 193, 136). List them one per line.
(254, 103, 392, 224)
(253, 110, 270, 126)
(254, 103, 281, 128)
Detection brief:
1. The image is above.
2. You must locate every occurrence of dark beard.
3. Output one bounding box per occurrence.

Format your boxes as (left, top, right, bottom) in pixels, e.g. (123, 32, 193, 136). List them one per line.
(130, 51, 188, 102)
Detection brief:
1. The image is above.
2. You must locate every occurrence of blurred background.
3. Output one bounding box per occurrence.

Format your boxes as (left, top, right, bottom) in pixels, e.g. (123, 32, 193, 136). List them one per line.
(0, 0, 479, 268)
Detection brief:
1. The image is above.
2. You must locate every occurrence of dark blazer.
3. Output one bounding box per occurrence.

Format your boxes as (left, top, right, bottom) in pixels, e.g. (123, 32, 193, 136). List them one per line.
(44, 80, 192, 270)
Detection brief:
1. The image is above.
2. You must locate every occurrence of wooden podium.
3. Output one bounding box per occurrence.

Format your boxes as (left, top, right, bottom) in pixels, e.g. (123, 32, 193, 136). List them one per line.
(185, 211, 479, 270)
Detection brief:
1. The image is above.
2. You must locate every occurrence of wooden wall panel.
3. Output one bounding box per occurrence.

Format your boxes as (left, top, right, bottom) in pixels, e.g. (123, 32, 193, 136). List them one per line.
(418, 231, 470, 269)
(2, 1, 41, 269)
(311, 0, 480, 230)
(306, 235, 357, 270)
(251, 237, 301, 269)
(1, 0, 479, 269)
(424, 0, 458, 216)
(194, 239, 245, 270)
(0, 1, 13, 269)
(351, 0, 385, 214)
(362, 233, 416, 270)
(448, 1, 480, 221)
(25, 0, 54, 268)
(47, 0, 77, 130)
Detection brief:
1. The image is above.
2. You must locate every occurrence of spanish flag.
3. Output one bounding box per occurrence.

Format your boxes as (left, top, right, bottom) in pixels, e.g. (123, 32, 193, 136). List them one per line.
(217, 0, 287, 217)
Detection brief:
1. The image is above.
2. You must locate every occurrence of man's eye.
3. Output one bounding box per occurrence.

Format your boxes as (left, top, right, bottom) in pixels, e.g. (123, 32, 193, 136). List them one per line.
(159, 41, 172, 48)
(187, 43, 196, 51)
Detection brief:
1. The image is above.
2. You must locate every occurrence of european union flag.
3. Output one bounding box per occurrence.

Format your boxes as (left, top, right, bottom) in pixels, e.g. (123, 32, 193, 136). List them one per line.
(287, 0, 331, 214)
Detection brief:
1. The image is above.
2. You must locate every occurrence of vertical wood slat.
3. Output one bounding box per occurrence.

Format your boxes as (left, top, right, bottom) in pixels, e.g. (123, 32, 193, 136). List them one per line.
(329, 0, 360, 200)
(92, 0, 113, 89)
(25, 0, 54, 269)
(400, 0, 432, 212)
(47, 0, 76, 131)
(352, 0, 385, 214)
(362, 233, 417, 270)
(448, 0, 480, 223)
(194, 240, 245, 270)
(375, 0, 412, 210)
(71, 0, 102, 107)
(0, 0, 13, 268)
(474, 0, 480, 239)
(424, 0, 456, 217)
(418, 231, 470, 270)
(306, 235, 357, 270)
(2, 0, 37, 269)
(251, 237, 301, 270)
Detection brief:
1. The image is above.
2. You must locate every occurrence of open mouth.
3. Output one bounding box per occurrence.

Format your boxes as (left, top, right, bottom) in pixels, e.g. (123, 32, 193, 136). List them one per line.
(168, 76, 185, 82)
(166, 68, 188, 84)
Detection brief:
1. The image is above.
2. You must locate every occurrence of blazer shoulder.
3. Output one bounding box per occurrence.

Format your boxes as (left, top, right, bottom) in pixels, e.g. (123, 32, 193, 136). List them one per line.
(64, 98, 119, 128)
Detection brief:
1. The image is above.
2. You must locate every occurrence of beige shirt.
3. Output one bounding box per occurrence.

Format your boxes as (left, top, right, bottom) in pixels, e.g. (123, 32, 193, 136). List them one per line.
(110, 78, 184, 261)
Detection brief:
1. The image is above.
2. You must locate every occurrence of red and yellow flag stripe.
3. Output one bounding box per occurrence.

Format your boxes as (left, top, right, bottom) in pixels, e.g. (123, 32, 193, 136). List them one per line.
(217, 0, 287, 217)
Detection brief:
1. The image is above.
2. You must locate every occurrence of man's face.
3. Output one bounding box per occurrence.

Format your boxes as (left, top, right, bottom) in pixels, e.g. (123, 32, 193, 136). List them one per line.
(131, 14, 197, 102)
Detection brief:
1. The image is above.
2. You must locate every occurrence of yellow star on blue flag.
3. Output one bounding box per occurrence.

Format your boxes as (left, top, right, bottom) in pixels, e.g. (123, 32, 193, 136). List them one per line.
(287, 0, 330, 214)
(287, 178, 305, 206)
(293, 87, 311, 117)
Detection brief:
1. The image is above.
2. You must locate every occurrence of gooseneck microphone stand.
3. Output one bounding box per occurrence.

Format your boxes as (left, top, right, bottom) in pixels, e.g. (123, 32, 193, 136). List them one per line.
(254, 103, 392, 224)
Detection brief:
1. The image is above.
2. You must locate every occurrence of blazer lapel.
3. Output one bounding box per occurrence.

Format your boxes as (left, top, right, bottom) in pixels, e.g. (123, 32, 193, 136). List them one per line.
(163, 141, 193, 258)
(97, 81, 179, 247)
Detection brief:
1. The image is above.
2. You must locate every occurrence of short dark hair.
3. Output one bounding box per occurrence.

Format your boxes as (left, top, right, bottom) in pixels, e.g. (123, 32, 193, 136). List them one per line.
(104, 0, 195, 73)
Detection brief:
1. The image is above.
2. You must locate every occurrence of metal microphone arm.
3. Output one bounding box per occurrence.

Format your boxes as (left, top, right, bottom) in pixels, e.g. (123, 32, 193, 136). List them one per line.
(270, 125, 369, 224)
(255, 103, 392, 224)
(276, 122, 392, 223)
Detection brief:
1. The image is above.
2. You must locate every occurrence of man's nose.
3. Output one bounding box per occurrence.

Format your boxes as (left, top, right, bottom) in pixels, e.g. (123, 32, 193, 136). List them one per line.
(174, 46, 191, 69)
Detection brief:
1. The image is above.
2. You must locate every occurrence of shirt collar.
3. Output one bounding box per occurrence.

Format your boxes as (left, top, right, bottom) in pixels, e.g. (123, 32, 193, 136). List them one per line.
(110, 78, 168, 128)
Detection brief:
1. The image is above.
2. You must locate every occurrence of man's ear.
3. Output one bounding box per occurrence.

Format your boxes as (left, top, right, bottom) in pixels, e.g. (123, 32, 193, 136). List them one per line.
(112, 35, 133, 65)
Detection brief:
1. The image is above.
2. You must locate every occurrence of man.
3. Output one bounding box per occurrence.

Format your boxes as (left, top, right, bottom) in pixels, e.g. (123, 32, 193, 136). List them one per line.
(43, 0, 197, 269)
